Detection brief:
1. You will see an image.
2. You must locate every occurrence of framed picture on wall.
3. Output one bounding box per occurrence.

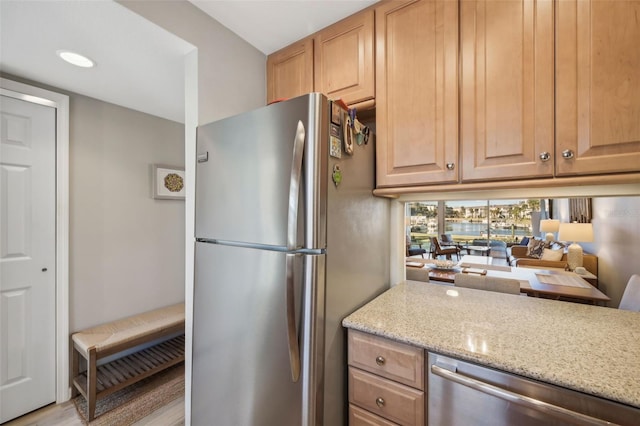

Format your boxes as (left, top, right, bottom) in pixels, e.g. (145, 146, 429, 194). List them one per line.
(153, 164, 185, 200)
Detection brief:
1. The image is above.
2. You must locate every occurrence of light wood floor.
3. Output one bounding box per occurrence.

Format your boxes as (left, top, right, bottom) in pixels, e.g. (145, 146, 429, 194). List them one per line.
(4, 397, 184, 426)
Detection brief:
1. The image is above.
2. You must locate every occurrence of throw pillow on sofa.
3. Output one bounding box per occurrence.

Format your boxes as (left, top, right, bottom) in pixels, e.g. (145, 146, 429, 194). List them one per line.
(526, 238, 546, 259)
(541, 247, 564, 261)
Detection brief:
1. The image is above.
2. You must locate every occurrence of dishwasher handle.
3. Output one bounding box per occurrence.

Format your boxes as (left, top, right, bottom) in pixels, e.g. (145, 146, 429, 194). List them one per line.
(430, 364, 614, 426)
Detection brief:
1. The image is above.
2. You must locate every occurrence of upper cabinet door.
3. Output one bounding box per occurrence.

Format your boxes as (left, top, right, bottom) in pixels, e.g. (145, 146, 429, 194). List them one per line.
(375, 0, 459, 187)
(314, 10, 374, 106)
(460, 0, 554, 182)
(556, 0, 640, 176)
(266, 39, 314, 104)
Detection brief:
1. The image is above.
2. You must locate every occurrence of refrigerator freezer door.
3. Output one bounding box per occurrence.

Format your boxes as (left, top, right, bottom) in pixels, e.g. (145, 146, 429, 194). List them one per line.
(192, 242, 302, 425)
(196, 94, 320, 248)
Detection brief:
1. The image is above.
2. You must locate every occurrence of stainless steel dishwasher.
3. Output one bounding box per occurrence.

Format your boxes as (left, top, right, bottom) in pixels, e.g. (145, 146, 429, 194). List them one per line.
(428, 352, 639, 425)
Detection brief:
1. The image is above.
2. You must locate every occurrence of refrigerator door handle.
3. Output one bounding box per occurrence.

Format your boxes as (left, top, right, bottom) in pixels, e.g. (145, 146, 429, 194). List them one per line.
(286, 120, 306, 251)
(285, 253, 301, 382)
(285, 121, 305, 382)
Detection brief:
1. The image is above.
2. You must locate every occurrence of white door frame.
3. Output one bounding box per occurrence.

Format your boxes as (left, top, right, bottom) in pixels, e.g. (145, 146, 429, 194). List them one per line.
(1, 78, 70, 403)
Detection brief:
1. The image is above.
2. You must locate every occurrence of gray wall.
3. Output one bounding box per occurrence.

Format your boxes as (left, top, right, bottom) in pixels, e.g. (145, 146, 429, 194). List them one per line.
(119, 0, 267, 124)
(69, 94, 185, 331)
(1, 73, 186, 331)
(555, 196, 640, 308)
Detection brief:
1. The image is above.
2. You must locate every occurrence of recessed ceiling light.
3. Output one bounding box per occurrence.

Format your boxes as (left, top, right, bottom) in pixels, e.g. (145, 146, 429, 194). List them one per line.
(56, 50, 95, 68)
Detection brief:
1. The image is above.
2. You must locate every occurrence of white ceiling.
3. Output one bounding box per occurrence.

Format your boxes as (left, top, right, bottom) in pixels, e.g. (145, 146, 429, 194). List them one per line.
(0, 0, 194, 123)
(0, 0, 377, 124)
(190, 0, 379, 55)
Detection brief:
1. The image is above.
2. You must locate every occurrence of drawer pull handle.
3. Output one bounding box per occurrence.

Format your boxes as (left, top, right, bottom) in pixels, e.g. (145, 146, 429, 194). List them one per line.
(375, 397, 385, 408)
(375, 356, 385, 366)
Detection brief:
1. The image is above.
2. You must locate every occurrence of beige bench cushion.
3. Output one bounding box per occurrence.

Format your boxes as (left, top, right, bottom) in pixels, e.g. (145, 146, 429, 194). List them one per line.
(72, 303, 185, 356)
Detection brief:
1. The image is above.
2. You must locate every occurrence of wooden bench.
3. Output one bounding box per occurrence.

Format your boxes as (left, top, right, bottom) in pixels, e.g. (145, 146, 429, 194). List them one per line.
(70, 303, 185, 421)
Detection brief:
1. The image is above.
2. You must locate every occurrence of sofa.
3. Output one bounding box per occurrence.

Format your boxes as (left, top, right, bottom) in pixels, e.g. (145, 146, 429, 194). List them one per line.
(507, 243, 598, 276)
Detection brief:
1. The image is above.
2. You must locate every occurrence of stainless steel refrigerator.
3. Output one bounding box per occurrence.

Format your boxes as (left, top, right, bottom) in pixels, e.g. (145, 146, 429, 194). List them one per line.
(192, 93, 390, 426)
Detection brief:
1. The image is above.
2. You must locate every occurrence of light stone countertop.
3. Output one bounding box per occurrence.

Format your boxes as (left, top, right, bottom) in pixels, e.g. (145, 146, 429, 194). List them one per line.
(342, 281, 640, 409)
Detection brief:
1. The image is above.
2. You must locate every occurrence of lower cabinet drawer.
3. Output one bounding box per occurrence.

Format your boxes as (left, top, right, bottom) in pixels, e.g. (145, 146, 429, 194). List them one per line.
(349, 367, 424, 426)
(348, 329, 424, 389)
(350, 404, 400, 426)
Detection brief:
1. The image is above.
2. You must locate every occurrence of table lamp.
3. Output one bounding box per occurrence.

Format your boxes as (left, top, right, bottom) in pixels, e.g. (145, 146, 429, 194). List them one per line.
(558, 222, 594, 271)
(539, 219, 560, 242)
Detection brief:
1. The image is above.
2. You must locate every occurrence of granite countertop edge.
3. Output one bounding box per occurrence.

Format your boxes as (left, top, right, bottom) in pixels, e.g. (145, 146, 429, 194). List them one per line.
(342, 281, 640, 409)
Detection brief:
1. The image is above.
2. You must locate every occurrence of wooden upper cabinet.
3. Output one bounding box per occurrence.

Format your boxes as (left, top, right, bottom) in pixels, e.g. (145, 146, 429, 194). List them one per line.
(375, 0, 459, 187)
(460, 0, 554, 182)
(556, 0, 640, 176)
(314, 10, 374, 106)
(266, 39, 313, 104)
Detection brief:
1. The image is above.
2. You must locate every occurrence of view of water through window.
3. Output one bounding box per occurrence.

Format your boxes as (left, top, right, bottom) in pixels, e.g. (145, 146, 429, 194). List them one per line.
(407, 200, 544, 255)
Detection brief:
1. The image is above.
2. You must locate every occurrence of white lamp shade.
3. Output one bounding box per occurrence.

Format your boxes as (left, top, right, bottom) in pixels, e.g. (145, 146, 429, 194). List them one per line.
(558, 223, 593, 270)
(558, 222, 593, 243)
(540, 219, 560, 241)
(539, 219, 560, 232)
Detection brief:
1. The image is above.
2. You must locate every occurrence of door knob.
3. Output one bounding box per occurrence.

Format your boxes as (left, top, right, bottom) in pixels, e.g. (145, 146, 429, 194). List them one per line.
(539, 152, 550, 162)
(446, 163, 455, 171)
(562, 149, 575, 159)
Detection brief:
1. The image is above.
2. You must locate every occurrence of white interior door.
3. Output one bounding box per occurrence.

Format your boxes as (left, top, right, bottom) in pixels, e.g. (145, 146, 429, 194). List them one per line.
(1, 94, 56, 422)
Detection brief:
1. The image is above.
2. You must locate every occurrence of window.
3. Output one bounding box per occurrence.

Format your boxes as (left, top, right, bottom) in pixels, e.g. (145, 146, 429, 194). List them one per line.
(406, 199, 541, 247)
(406, 201, 438, 252)
(443, 201, 488, 244)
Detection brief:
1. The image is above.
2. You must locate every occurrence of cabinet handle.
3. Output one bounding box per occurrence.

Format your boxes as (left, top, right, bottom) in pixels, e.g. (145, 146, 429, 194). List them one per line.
(431, 364, 611, 426)
(562, 149, 575, 159)
(375, 397, 385, 408)
(446, 163, 455, 171)
(375, 355, 385, 366)
(539, 152, 550, 162)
